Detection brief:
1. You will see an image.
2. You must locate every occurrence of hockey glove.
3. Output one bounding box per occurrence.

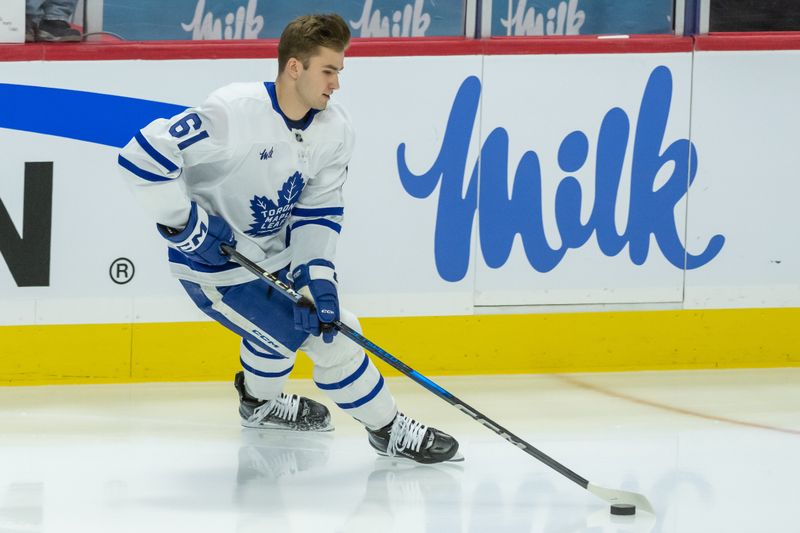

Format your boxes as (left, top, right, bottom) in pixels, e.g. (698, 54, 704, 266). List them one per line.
(292, 260, 339, 343)
(158, 201, 235, 266)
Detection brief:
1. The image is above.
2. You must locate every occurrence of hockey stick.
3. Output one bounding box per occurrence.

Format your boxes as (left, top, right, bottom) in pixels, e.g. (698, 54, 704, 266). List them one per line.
(220, 244, 654, 514)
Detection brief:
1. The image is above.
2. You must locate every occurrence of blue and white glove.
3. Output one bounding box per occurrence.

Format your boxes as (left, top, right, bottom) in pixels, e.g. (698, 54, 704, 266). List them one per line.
(157, 201, 236, 266)
(292, 260, 339, 343)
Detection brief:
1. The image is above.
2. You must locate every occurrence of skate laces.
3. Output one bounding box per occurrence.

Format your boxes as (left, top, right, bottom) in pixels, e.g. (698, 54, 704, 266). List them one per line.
(387, 414, 429, 456)
(249, 393, 300, 424)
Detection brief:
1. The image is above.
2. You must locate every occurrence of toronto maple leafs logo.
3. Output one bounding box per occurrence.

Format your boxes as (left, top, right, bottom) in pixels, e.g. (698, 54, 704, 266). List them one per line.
(245, 172, 305, 237)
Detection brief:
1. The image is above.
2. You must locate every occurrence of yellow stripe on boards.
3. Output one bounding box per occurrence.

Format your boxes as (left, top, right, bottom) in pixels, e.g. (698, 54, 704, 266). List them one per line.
(0, 323, 131, 385)
(1, 308, 798, 385)
(361, 308, 800, 376)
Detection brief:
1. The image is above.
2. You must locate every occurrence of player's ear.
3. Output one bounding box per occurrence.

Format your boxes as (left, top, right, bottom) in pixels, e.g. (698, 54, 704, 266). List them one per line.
(286, 57, 302, 80)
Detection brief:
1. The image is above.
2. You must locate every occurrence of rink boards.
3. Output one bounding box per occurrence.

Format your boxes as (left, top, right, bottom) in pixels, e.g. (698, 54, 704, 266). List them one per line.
(0, 35, 798, 383)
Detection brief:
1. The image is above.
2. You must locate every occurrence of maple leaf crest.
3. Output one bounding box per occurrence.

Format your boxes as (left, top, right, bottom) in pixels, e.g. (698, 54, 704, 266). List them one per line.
(245, 172, 305, 237)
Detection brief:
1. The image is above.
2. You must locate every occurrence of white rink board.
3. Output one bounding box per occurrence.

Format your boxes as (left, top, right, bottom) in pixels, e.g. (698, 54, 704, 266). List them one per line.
(686, 49, 800, 309)
(475, 53, 693, 306)
(0, 50, 797, 325)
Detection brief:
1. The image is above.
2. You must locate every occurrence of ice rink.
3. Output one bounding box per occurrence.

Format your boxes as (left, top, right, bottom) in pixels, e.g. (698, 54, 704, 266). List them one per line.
(1, 367, 798, 533)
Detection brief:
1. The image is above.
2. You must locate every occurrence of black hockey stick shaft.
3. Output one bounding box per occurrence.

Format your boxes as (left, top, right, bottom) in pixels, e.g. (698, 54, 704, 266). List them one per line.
(221, 244, 589, 489)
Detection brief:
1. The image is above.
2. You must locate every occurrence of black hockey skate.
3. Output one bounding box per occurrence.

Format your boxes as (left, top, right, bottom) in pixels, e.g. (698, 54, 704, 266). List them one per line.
(234, 371, 333, 431)
(367, 413, 463, 464)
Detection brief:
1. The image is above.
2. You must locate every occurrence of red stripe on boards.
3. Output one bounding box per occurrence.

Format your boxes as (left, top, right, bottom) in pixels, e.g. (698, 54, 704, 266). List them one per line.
(695, 32, 800, 51)
(3, 32, 800, 62)
(0, 35, 691, 62)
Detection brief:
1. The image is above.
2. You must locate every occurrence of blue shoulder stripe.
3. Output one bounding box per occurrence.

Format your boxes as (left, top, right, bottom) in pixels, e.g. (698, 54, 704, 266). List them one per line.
(135, 132, 179, 172)
(292, 207, 344, 217)
(118, 154, 171, 182)
(290, 218, 342, 233)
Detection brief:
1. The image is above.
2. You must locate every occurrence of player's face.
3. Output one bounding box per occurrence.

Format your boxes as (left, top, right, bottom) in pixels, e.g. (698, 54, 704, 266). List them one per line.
(296, 46, 344, 111)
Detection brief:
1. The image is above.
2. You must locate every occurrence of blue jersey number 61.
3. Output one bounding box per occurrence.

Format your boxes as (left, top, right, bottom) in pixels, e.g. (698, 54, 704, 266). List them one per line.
(169, 112, 210, 150)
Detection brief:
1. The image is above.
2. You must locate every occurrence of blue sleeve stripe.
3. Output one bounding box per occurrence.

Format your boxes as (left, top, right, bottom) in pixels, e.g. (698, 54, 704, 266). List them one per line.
(292, 207, 344, 217)
(334, 375, 385, 410)
(315, 354, 369, 390)
(118, 154, 172, 182)
(242, 338, 288, 360)
(290, 218, 342, 233)
(135, 132, 179, 172)
(240, 358, 294, 378)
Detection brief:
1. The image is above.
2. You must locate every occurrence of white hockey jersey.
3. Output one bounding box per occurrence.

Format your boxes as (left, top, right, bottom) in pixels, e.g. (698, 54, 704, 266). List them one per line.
(118, 81, 354, 286)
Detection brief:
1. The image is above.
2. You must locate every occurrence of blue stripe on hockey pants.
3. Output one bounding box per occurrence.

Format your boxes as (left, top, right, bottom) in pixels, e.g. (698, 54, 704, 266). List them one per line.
(179, 273, 397, 430)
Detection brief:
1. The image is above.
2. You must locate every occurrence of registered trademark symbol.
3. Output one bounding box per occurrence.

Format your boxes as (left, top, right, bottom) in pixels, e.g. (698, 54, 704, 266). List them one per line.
(110, 258, 135, 284)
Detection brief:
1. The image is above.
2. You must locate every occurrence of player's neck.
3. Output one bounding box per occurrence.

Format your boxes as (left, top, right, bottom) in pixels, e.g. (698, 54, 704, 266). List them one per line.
(274, 80, 310, 121)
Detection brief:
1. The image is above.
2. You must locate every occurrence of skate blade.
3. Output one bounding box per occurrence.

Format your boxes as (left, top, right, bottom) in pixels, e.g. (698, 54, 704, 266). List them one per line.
(375, 450, 465, 465)
(240, 421, 335, 432)
(448, 451, 465, 462)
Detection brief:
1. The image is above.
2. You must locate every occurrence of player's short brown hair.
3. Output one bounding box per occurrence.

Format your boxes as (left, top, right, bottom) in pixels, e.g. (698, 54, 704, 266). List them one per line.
(278, 13, 351, 73)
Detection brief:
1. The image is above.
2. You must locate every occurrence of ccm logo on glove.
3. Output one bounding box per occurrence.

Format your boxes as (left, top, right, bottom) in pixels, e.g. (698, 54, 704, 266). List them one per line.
(158, 201, 236, 266)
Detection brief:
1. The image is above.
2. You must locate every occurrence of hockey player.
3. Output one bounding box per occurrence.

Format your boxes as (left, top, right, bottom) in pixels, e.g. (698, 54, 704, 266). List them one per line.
(118, 13, 460, 464)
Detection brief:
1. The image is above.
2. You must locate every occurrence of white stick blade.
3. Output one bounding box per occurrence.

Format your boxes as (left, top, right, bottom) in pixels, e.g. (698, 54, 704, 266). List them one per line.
(587, 482, 655, 514)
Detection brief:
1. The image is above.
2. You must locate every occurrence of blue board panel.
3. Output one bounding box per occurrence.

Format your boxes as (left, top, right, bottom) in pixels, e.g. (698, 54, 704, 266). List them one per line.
(103, 0, 465, 40)
(491, 0, 673, 36)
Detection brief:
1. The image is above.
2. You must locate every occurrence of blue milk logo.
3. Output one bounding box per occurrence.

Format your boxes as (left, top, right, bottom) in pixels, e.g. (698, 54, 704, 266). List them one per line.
(246, 172, 305, 237)
(397, 66, 725, 283)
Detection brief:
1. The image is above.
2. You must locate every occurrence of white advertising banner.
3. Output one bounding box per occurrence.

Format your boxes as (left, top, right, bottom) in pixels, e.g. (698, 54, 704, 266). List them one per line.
(0, 49, 797, 326)
(686, 49, 800, 309)
(475, 53, 694, 306)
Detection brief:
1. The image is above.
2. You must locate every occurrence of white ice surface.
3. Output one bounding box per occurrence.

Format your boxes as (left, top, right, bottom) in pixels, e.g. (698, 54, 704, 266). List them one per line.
(1, 368, 798, 533)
